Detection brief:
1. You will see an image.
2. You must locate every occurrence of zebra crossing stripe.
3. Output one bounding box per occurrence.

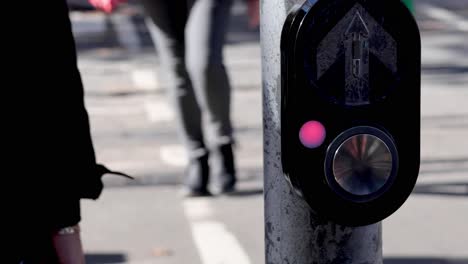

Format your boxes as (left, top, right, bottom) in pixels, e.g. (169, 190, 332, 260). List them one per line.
(159, 145, 187, 167)
(131, 69, 159, 91)
(144, 100, 175, 123)
(421, 4, 468, 32)
(183, 199, 252, 264)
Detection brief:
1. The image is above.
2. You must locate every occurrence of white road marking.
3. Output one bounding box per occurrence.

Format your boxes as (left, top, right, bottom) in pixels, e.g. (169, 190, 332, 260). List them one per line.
(144, 100, 175, 123)
(421, 4, 468, 31)
(183, 200, 252, 264)
(87, 105, 142, 116)
(131, 69, 159, 91)
(160, 145, 188, 167)
(184, 199, 215, 220)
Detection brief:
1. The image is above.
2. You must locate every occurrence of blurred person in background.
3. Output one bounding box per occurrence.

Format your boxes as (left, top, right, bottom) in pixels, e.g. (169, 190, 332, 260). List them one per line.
(91, 0, 238, 197)
(7, 1, 130, 263)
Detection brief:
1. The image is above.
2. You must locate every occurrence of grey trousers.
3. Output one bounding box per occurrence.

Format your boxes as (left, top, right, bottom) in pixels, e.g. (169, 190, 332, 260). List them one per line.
(140, 0, 234, 160)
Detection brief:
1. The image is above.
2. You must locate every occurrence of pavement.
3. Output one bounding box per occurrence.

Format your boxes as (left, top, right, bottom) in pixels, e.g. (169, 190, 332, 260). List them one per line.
(66, 0, 468, 263)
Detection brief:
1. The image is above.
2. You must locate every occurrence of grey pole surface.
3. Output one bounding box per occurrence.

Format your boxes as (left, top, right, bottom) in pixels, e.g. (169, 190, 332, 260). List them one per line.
(261, 0, 383, 263)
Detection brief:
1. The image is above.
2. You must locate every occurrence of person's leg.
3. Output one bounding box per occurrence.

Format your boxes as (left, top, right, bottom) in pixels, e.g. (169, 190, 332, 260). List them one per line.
(185, 0, 236, 192)
(140, 0, 210, 194)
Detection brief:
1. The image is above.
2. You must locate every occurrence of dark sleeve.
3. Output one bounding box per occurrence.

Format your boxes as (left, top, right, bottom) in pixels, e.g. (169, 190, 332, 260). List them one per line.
(8, 0, 106, 229)
(48, 199, 82, 229)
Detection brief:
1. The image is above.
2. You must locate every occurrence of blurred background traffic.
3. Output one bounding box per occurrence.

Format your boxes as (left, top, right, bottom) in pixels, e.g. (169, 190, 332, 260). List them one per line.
(64, 0, 468, 263)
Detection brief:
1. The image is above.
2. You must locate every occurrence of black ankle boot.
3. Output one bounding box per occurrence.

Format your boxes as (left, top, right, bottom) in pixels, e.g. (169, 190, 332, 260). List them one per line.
(183, 153, 211, 197)
(211, 144, 237, 194)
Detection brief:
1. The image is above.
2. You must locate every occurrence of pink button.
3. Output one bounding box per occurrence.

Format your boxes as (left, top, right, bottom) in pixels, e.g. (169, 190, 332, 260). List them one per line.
(299, 121, 326, 149)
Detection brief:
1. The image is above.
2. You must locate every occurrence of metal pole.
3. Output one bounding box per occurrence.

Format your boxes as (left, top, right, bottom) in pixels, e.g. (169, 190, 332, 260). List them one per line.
(261, 0, 383, 263)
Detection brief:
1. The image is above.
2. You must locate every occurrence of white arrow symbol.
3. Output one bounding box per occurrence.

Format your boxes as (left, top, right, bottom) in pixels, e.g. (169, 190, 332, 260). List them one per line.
(344, 11, 371, 105)
(317, 4, 397, 106)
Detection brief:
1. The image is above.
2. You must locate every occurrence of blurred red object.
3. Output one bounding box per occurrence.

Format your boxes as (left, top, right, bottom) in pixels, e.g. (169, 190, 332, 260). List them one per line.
(88, 0, 126, 13)
(247, 0, 259, 29)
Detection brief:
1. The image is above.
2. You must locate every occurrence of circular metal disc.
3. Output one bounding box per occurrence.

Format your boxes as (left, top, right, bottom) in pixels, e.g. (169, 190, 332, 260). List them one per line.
(332, 134, 393, 196)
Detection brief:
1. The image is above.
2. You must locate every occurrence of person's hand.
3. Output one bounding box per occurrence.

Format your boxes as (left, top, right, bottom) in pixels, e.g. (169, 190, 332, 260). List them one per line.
(88, 0, 126, 13)
(51, 225, 86, 264)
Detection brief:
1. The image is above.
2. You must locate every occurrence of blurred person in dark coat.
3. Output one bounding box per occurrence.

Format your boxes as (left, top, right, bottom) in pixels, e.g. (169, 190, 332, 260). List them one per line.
(6, 1, 130, 263)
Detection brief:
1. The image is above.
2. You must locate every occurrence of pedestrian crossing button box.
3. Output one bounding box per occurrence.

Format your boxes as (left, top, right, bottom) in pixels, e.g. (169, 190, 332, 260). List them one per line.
(280, 0, 421, 226)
